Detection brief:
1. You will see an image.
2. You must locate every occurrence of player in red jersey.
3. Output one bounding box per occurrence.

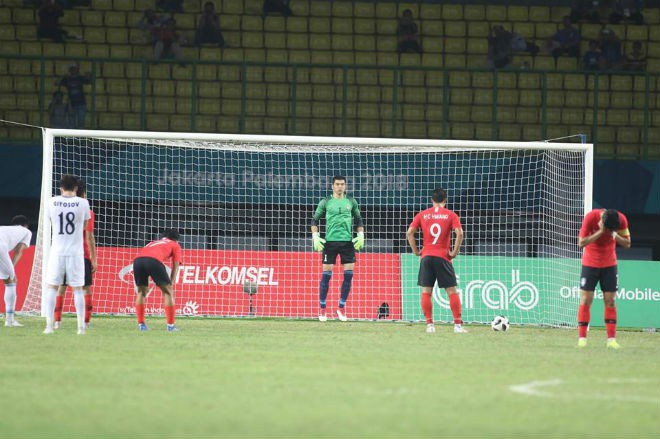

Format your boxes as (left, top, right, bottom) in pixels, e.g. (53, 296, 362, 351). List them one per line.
(54, 179, 97, 329)
(577, 208, 630, 349)
(406, 188, 465, 334)
(133, 229, 182, 331)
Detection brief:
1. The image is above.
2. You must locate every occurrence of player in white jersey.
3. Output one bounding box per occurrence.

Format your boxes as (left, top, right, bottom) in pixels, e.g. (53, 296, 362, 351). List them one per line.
(0, 215, 32, 327)
(42, 175, 90, 335)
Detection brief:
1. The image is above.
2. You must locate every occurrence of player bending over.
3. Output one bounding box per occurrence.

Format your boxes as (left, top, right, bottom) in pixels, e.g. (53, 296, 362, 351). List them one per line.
(311, 176, 364, 322)
(54, 179, 97, 329)
(406, 188, 466, 334)
(133, 229, 182, 332)
(42, 175, 90, 335)
(0, 215, 32, 327)
(577, 208, 631, 349)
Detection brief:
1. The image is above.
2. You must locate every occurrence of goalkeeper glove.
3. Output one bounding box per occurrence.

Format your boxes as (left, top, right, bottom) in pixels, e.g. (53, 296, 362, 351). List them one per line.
(352, 232, 365, 251)
(312, 232, 326, 252)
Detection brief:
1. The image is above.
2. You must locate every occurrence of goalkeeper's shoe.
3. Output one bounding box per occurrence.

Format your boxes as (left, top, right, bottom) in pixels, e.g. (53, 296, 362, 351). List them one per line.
(577, 338, 588, 348)
(167, 324, 180, 332)
(54, 321, 61, 329)
(336, 309, 348, 322)
(4, 319, 23, 327)
(426, 324, 436, 333)
(453, 324, 468, 333)
(318, 310, 327, 322)
(606, 339, 621, 350)
(138, 323, 149, 331)
(43, 327, 54, 334)
(77, 327, 85, 335)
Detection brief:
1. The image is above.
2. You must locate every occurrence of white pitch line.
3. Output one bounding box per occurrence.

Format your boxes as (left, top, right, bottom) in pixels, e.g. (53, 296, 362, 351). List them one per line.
(509, 379, 562, 397)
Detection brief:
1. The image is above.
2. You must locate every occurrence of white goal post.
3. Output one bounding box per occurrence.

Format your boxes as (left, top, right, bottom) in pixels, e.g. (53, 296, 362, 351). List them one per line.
(24, 129, 593, 327)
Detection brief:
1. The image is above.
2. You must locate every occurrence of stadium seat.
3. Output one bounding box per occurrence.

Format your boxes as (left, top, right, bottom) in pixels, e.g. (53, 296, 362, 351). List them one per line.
(467, 37, 488, 54)
(497, 90, 519, 106)
(444, 38, 467, 53)
(351, 17, 374, 34)
(528, 6, 550, 22)
(99, 113, 123, 130)
(564, 91, 588, 107)
(440, 4, 462, 20)
(310, 0, 332, 16)
(610, 92, 633, 108)
(561, 109, 584, 125)
(376, 36, 397, 52)
(445, 21, 466, 37)
(152, 80, 175, 96)
(88, 44, 110, 58)
(485, 5, 507, 21)
(499, 123, 522, 140)
(629, 109, 645, 125)
(521, 124, 542, 141)
(507, 5, 528, 22)
(610, 75, 633, 91)
(264, 32, 286, 49)
(449, 122, 473, 139)
(617, 127, 641, 144)
(468, 21, 490, 38)
(606, 109, 629, 125)
(19, 41, 41, 56)
(263, 117, 288, 135)
(242, 31, 264, 49)
(0, 25, 14, 41)
(463, 4, 485, 21)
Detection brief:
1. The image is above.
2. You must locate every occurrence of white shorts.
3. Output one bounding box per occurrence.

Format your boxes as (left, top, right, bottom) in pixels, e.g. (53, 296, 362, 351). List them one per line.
(0, 246, 16, 280)
(45, 254, 85, 288)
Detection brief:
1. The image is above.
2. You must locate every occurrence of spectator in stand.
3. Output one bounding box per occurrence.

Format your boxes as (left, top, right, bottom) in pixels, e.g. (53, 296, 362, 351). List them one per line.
(598, 27, 624, 70)
(47, 90, 70, 128)
(156, 0, 183, 13)
(609, 0, 644, 24)
(623, 40, 647, 71)
(582, 40, 602, 71)
(137, 9, 165, 45)
(153, 18, 186, 64)
(37, 0, 70, 43)
(57, 63, 92, 129)
(546, 16, 581, 65)
(487, 25, 513, 68)
(570, 0, 601, 23)
(397, 9, 422, 53)
(262, 0, 293, 17)
(195, 2, 227, 48)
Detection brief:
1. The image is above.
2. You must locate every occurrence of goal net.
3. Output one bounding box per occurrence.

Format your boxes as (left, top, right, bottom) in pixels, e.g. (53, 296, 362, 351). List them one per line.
(24, 130, 592, 327)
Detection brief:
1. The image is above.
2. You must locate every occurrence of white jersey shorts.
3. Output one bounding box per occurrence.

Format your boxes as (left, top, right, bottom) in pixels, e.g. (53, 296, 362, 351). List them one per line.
(45, 253, 85, 287)
(0, 245, 16, 280)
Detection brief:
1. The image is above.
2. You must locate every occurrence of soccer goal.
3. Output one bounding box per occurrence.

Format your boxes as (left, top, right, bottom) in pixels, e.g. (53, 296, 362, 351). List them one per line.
(23, 129, 592, 327)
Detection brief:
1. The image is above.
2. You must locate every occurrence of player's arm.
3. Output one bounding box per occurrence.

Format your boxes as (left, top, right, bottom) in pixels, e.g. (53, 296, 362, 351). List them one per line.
(406, 226, 421, 256)
(11, 243, 28, 266)
(448, 227, 464, 259)
(612, 225, 631, 248)
(578, 217, 606, 248)
(87, 230, 97, 273)
(310, 199, 326, 251)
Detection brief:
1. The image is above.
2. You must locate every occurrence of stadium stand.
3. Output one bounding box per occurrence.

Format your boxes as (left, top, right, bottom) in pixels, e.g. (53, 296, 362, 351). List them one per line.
(0, 0, 658, 158)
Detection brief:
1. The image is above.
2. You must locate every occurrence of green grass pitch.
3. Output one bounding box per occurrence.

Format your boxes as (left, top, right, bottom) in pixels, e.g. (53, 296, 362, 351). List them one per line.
(1, 317, 658, 438)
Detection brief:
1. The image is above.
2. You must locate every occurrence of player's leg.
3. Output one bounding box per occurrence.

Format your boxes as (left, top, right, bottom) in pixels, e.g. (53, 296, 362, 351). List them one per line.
(318, 244, 337, 321)
(66, 255, 87, 335)
(435, 259, 465, 333)
(133, 257, 150, 330)
(54, 284, 67, 329)
(336, 243, 356, 321)
(577, 266, 598, 347)
(83, 259, 93, 328)
(0, 251, 21, 327)
(159, 284, 178, 331)
(43, 256, 65, 334)
(601, 266, 620, 349)
(418, 257, 435, 333)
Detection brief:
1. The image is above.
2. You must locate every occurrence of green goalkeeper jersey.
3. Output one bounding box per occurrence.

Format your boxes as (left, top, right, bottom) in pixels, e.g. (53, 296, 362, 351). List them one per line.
(313, 196, 363, 242)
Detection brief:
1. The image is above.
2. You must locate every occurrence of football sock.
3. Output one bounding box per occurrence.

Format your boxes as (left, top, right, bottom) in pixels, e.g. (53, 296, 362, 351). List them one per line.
(421, 293, 433, 324)
(604, 306, 617, 339)
(578, 304, 590, 338)
(165, 305, 175, 325)
(44, 287, 57, 329)
(73, 290, 85, 330)
(85, 293, 93, 323)
(449, 293, 463, 324)
(54, 294, 64, 322)
(319, 271, 332, 309)
(339, 270, 353, 309)
(4, 283, 16, 321)
(136, 303, 145, 324)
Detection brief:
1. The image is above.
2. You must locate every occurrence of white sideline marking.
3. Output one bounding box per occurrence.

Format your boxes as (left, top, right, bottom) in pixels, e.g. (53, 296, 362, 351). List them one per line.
(509, 379, 562, 397)
(509, 379, 660, 404)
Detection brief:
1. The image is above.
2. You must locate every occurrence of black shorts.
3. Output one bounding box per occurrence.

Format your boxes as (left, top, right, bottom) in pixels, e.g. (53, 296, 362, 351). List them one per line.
(322, 241, 356, 265)
(580, 265, 618, 292)
(62, 258, 93, 287)
(418, 256, 457, 288)
(133, 257, 171, 287)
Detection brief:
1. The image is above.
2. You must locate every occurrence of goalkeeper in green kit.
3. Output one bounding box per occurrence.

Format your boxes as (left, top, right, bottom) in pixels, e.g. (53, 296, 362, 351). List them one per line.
(311, 176, 364, 322)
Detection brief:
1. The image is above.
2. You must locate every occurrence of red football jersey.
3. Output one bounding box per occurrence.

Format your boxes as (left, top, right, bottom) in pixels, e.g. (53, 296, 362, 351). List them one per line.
(137, 238, 183, 264)
(579, 209, 630, 268)
(83, 209, 94, 260)
(410, 206, 462, 261)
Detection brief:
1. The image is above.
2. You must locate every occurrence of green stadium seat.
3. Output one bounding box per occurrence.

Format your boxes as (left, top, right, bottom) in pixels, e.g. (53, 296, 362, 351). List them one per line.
(546, 125, 570, 140)
(175, 80, 193, 98)
(529, 6, 550, 22)
(88, 44, 109, 58)
(355, 67, 378, 85)
(403, 121, 427, 139)
(507, 6, 529, 22)
(311, 102, 334, 119)
(420, 19, 443, 37)
(610, 75, 633, 91)
(467, 37, 488, 54)
(535, 22, 558, 40)
(354, 17, 375, 35)
(310, 0, 332, 16)
(445, 54, 466, 68)
(264, 16, 286, 33)
(375, 2, 397, 19)
(264, 32, 286, 49)
(12, 8, 35, 25)
(617, 127, 641, 144)
(445, 21, 466, 37)
(471, 106, 493, 123)
(561, 108, 584, 124)
(0, 26, 14, 41)
(464, 5, 485, 21)
(0, 7, 10, 24)
(332, 34, 353, 51)
(355, 35, 376, 52)
(401, 86, 426, 104)
(565, 91, 588, 107)
(421, 53, 443, 68)
(444, 38, 466, 53)
(332, 1, 353, 17)
(450, 122, 474, 139)
(310, 34, 331, 51)
(286, 33, 308, 50)
(376, 36, 397, 52)
(264, 117, 289, 135)
(450, 88, 473, 105)
(485, 5, 507, 22)
(99, 113, 123, 130)
(497, 90, 519, 106)
(564, 73, 585, 90)
(610, 92, 633, 108)
(442, 4, 464, 20)
(521, 124, 542, 141)
(331, 16, 353, 35)
(499, 124, 522, 140)
(472, 88, 492, 105)
(170, 115, 191, 132)
(353, 2, 374, 18)
(242, 31, 264, 49)
(114, 0, 134, 10)
(607, 109, 629, 125)
(420, 3, 441, 20)
(468, 21, 489, 38)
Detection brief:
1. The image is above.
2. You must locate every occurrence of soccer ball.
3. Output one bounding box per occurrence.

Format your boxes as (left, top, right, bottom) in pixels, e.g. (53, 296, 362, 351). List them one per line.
(491, 315, 510, 332)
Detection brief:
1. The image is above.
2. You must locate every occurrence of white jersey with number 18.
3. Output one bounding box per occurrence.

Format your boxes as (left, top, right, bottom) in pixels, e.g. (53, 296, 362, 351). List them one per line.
(47, 195, 91, 256)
